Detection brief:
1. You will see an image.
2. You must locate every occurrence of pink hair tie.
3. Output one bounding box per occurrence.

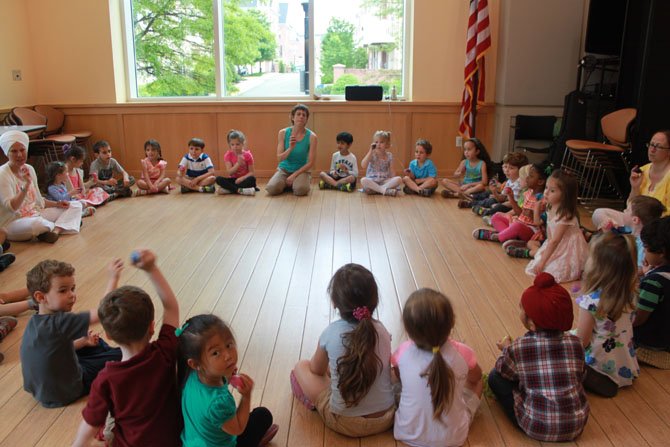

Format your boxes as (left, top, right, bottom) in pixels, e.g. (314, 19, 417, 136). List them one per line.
(352, 306, 371, 321)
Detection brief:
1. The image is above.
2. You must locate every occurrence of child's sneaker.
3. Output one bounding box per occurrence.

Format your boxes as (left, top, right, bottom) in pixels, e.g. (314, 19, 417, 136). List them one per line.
(482, 215, 493, 226)
(419, 188, 433, 197)
(457, 200, 472, 208)
(338, 183, 352, 192)
(200, 185, 215, 193)
(472, 228, 499, 241)
(180, 186, 192, 194)
(318, 180, 326, 190)
(503, 240, 531, 258)
(215, 185, 231, 195)
(0, 316, 18, 340)
(403, 186, 415, 195)
(119, 187, 133, 198)
(472, 205, 487, 216)
(37, 231, 59, 244)
(441, 190, 458, 198)
(290, 370, 315, 410)
(0, 253, 16, 272)
(82, 206, 96, 217)
(383, 188, 397, 197)
(132, 189, 147, 197)
(238, 187, 256, 196)
(458, 191, 473, 201)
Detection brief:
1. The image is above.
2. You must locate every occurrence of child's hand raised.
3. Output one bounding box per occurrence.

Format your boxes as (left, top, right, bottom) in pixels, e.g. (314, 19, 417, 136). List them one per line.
(131, 249, 157, 271)
(84, 330, 100, 347)
(108, 258, 124, 280)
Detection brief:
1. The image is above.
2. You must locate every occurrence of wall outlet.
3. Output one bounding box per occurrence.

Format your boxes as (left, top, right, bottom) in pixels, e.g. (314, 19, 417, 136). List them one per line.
(455, 136, 463, 147)
(12, 70, 22, 81)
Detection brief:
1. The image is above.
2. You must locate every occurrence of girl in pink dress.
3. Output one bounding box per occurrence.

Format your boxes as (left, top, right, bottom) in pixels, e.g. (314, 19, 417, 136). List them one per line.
(526, 170, 588, 283)
(64, 145, 110, 206)
(137, 139, 171, 195)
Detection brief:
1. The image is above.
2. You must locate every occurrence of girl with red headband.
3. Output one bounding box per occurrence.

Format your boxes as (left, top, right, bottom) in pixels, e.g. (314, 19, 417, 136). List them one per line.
(290, 264, 395, 437)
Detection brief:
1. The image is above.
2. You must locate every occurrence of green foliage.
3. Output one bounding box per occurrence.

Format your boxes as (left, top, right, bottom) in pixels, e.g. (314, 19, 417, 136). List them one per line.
(362, 0, 404, 19)
(329, 74, 360, 94)
(319, 18, 367, 84)
(132, 0, 276, 97)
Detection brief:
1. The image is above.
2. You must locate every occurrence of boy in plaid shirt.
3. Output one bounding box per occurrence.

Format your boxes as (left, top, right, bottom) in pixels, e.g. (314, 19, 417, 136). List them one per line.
(488, 273, 589, 441)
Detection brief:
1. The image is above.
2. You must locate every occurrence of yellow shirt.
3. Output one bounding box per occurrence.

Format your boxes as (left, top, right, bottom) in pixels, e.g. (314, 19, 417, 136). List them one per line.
(640, 163, 670, 215)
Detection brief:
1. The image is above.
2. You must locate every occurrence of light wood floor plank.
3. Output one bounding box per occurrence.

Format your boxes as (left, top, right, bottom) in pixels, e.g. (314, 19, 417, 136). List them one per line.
(0, 185, 665, 446)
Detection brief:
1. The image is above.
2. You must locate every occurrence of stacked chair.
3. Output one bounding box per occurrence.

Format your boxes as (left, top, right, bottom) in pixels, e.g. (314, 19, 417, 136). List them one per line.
(562, 108, 637, 210)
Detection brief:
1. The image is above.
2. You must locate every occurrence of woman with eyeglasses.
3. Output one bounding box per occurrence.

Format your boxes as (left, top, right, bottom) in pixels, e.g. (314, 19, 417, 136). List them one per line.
(0, 131, 82, 244)
(592, 130, 670, 230)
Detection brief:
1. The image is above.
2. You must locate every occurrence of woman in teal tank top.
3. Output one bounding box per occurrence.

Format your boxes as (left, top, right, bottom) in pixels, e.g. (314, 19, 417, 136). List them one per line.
(266, 104, 318, 196)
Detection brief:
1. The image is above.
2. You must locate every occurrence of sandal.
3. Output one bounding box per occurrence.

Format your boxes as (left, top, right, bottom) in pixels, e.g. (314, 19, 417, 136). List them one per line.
(289, 370, 315, 410)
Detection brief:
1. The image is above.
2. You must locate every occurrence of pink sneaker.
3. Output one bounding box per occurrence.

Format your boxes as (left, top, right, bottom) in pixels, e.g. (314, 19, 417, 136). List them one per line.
(259, 424, 279, 446)
(290, 370, 315, 410)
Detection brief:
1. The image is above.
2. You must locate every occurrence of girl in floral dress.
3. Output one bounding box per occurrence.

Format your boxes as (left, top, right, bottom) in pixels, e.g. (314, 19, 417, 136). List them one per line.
(136, 139, 171, 195)
(574, 232, 639, 397)
(64, 144, 109, 206)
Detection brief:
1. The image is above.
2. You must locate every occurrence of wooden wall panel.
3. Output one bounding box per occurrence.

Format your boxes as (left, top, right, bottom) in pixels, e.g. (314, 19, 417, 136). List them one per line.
(122, 113, 219, 173)
(58, 102, 495, 178)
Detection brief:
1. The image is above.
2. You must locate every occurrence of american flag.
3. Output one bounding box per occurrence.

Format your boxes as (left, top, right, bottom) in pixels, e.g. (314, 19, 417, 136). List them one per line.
(458, 0, 491, 138)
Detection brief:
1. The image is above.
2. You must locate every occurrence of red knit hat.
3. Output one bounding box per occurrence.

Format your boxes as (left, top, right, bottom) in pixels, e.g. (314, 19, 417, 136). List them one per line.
(521, 273, 573, 331)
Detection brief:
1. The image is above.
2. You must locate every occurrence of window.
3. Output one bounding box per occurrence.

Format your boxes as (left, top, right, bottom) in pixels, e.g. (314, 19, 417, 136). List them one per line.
(123, 0, 408, 99)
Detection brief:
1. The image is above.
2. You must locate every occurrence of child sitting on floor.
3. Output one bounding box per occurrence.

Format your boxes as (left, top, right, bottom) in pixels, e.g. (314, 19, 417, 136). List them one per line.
(45, 162, 96, 218)
(360, 131, 402, 196)
(574, 232, 639, 397)
(489, 272, 589, 442)
(634, 216, 670, 368)
(136, 139, 171, 195)
(625, 196, 665, 272)
(215, 130, 258, 196)
(63, 144, 110, 207)
(466, 152, 528, 214)
(392, 288, 482, 447)
(176, 137, 217, 193)
(89, 140, 135, 199)
(441, 138, 491, 199)
(73, 249, 182, 447)
(402, 139, 438, 197)
(290, 264, 395, 437)
(319, 131, 358, 192)
(20, 259, 122, 408)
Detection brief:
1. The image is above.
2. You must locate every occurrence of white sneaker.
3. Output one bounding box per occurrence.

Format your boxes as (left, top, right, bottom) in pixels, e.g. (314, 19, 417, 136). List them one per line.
(215, 185, 231, 195)
(239, 187, 256, 196)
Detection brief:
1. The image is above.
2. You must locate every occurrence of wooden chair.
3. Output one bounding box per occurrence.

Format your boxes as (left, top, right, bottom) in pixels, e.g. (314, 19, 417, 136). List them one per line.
(562, 108, 636, 210)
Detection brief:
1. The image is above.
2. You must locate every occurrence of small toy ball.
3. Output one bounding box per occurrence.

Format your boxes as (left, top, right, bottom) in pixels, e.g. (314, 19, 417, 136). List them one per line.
(229, 374, 243, 390)
(130, 251, 141, 265)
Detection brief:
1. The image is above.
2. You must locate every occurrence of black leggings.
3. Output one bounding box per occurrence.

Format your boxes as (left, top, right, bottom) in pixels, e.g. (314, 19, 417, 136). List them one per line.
(216, 176, 257, 193)
(236, 407, 273, 447)
(487, 369, 519, 426)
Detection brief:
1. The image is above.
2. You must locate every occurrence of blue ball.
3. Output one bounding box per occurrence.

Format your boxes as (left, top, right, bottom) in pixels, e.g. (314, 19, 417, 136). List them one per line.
(130, 251, 141, 264)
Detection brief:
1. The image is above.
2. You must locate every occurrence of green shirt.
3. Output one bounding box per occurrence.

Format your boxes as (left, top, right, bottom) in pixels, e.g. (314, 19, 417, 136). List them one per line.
(181, 370, 237, 447)
(279, 127, 311, 173)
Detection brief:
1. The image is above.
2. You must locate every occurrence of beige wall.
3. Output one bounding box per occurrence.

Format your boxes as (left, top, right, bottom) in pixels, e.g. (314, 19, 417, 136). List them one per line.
(0, 0, 500, 106)
(0, 0, 37, 109)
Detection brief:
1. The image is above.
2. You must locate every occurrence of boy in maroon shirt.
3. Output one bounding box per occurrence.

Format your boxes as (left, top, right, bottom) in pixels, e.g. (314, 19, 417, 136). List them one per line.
(72, 249, 181, 447)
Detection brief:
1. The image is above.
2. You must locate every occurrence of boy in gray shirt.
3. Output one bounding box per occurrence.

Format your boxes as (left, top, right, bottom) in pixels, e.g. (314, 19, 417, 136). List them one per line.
(89, 140, 134, 199)
(20, 259, 122, 408)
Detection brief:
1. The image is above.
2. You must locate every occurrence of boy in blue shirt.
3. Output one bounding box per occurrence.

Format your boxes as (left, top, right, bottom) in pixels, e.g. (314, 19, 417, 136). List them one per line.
(176, 138, 217, 193)
(402, 139, 438, 197)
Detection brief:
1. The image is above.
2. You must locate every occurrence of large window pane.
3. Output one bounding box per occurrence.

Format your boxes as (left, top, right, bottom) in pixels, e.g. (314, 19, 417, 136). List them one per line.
(228, 0, 307, 97)
(314, 0, 404, 97)
(130, 0, 216, 97)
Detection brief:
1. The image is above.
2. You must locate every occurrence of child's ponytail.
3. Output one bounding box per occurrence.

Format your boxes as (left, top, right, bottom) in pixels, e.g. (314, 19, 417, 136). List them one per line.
(336, 306, 381, 407)
(403, 288, 456, 420)
(328, 264, 382, 407)
(424, 346, 455, 420)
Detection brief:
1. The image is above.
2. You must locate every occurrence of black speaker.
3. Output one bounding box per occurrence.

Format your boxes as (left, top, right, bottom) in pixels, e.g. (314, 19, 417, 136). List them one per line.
(345, 85, 383, 101)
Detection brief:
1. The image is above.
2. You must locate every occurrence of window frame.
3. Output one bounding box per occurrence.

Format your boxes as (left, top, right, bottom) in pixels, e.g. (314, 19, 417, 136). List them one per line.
(120, 0, 410, 101)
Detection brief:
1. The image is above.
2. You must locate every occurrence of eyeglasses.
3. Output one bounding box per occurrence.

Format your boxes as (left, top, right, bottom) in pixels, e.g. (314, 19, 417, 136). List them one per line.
(646, 142, 670, 150)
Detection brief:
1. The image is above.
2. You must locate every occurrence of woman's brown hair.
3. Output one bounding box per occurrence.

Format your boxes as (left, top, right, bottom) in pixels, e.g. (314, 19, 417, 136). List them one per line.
(329, 264, 381, 407)
(403, 288, 456, 420)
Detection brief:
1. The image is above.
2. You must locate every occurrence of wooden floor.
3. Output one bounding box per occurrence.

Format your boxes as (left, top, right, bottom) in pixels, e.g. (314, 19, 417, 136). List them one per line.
(1, 184, 669, 447)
